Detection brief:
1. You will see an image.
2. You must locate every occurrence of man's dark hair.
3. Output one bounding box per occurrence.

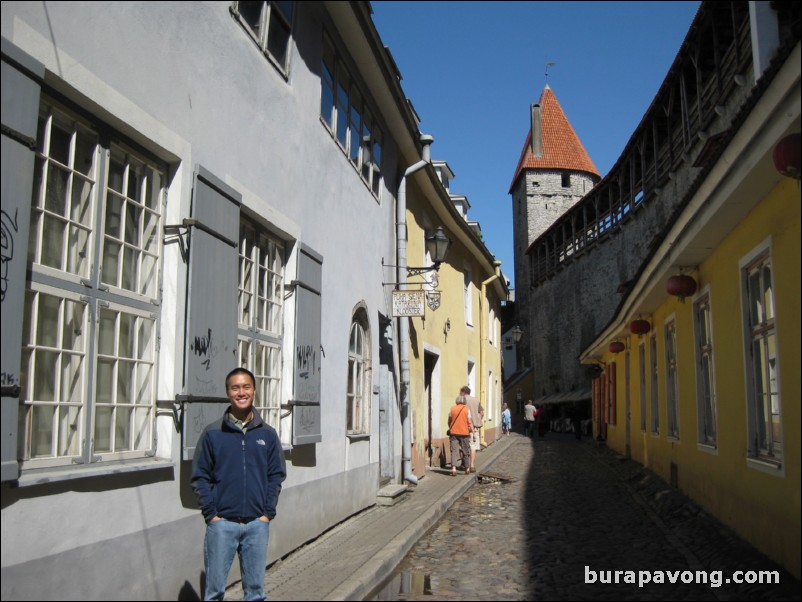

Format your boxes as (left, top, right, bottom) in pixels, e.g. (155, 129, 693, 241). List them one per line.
(225, 367, 256, 389)
(461, 386, 471, 395)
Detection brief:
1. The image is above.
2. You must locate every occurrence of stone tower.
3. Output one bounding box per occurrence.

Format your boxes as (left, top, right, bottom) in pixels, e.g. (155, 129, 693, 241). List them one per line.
(509, 84, 600, 321)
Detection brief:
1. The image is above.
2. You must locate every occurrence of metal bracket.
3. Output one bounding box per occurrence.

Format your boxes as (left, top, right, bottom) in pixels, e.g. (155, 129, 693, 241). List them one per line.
(167, 394, 229, 433)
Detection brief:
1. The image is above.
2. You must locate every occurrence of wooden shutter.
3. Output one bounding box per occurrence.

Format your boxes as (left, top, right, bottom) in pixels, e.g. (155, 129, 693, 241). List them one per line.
(1, 42, 44, 481)
(291, 244, 323, 445)
(181, 166, 241, 460)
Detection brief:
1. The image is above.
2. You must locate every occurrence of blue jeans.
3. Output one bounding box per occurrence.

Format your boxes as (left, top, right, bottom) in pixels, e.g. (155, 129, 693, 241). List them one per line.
(204, 518, 270, 601)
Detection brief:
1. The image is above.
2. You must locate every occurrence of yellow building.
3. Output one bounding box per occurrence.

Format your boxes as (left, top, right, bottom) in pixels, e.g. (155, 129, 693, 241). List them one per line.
(400, 159, 508, 478)
(581, 43, 800, 577)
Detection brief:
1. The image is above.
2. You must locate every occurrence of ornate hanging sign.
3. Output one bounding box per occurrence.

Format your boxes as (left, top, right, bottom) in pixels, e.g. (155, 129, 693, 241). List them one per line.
(392, 290, 425, 317)
(426, 291, 441, 311)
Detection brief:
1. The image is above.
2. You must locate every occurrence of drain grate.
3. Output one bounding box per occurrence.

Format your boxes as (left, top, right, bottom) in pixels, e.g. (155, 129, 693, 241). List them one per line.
(476, 471, 515, 484)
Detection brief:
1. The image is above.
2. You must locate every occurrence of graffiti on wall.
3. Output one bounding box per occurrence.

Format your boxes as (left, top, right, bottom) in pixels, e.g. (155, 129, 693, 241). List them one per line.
(1, 209, 19, 303)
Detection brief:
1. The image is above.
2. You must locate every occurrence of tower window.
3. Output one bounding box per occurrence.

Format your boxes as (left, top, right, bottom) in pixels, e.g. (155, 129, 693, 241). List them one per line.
(561, 172, 571, 188)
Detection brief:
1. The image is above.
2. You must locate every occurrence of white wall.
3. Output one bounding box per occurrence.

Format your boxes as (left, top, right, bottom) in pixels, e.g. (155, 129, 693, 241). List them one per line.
(1, 2, 403, 599)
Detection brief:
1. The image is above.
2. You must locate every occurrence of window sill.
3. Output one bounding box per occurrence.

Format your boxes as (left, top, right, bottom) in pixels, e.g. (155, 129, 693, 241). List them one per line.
(346, 434, 370, 442)
(747, 456, 783, 476)
(15, 457, 175, 488)
(697, 442, 718, 455)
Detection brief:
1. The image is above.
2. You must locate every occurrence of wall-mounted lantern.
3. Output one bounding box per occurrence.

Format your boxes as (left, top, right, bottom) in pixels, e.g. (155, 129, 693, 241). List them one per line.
(666, 274, 697, 303)
(511, 325, 524, 343)
(629, 319, 651, 336)
(773, 133, 801, 180)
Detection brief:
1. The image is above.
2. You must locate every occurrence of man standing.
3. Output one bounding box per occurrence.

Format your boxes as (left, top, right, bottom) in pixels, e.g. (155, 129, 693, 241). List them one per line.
(524, 399, 537, 438)
(460, 386, 484, 472)
(192, 367, 287, 601)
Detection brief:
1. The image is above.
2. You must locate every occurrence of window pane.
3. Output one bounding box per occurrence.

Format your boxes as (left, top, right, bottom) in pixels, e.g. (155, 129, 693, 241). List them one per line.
(105, 193, 124, 239)
(239, 1, 264, 40)
(136, 364, 153, 404)
(127, 162, 142, 203)
(66, 224, 91, 276)
(762, 265, 774, 321)
(58, 405, 81, 457)
(267, 12, 290, 67)
(133, 407, 150, 450)
(94, 406, 112, 453)
(96, 359, 114, 404)
(115, 407, 131, 450)
(36, 294, 60, 348)
(144, 167, 161, 211)
(44, 164, 68, 216)
(349, 89, 362, 164)
(142, 210, 160, 255)
(74, 128, 96, 177)
(98, 309, 116, 355)
(117, 361, 134, 404)
(122, 245, 137, 291)
(31, 405, 55, 457)
(141, 253, 158, 298)
(49, 120, 71, 166)
(138, 318, 154, 361)
(33, 350, 58, 401)
(61, 353, 84, 403)
(102, 240, 121, 286)
(748, 269, 762, 326)
(275, 0, 293, 20)
(41, 214, 66, 270)
(125, 203, 141, 246)
(70, 175, 93, 227)
(108, 158, 125, 194)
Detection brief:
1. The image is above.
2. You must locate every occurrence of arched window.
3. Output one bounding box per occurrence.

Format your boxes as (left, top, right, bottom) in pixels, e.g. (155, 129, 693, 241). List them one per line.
(347, 314, 370, 435)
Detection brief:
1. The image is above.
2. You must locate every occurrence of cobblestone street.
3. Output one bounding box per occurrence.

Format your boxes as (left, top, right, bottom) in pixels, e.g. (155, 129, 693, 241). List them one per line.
(374, 434, 801, 601)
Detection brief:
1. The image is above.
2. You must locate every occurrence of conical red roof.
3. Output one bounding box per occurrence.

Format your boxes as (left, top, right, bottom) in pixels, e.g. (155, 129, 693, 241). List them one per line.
(509, 85, 599, 192)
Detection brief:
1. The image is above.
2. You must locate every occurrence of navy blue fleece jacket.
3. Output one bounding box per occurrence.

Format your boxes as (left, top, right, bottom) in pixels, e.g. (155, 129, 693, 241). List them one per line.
(191, 408, 287, 523)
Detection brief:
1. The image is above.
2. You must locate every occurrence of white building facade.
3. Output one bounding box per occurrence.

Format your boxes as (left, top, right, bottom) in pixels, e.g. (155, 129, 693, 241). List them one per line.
(0, 2, 426, 598)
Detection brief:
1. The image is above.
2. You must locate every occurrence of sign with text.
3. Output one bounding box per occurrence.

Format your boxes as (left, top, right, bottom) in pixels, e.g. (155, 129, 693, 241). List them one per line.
(392, 290, 425, 317)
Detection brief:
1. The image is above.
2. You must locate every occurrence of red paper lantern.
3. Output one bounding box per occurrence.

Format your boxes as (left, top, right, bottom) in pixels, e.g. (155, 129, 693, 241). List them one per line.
(667, 274, 697, 303)
(629, 319, 651, 336)
(608, 341, 625, 354)
(773, 133, 801, 180)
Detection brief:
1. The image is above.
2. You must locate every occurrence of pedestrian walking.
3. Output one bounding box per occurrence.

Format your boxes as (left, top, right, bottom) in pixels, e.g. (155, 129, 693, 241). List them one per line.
(523, 399, 537, 438)
(191, 367, 287, 601)
(501, 402, 511, 436)
(460, 386, 484, 472)
(448, 393, 474, 476)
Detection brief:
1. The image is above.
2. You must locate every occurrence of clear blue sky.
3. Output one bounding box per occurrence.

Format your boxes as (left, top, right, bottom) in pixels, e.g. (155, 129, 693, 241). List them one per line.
(371, 1, 701, 290)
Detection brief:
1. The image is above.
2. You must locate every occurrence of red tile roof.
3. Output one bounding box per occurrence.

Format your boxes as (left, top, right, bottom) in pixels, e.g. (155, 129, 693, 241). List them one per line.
(509, 85, 599, 192)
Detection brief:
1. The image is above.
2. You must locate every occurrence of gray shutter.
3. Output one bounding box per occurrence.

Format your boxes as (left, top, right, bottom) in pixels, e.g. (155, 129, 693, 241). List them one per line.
(292, 244, 323, 445)
(1, 41, 44, 481)
(181, 166, 241, 460)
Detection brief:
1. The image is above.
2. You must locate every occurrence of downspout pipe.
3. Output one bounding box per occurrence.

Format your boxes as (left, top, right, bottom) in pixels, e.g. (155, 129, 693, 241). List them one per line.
(398, 133, 434, 485)
(479, 261, 502, 444)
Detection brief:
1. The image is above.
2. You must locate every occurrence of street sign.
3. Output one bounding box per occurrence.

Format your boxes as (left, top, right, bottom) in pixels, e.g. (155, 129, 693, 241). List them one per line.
(392, 290, 425, 317)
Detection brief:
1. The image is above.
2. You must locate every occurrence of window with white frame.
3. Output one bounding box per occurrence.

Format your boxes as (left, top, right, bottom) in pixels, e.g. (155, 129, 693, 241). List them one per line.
(639, 342, 647, 431)
(346, 311, 370, 435)
(231, 1, 294, 73)
(650, 333, 659, 434)
(19, 99, 164, 468)
(665, 319, 680, 439)
(320, 34, 384, 199)
(742, 250, 782, 462)
(237, 217, 285, 431)
(694, 294, 717, 446)
(463, 268, 473, 326)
